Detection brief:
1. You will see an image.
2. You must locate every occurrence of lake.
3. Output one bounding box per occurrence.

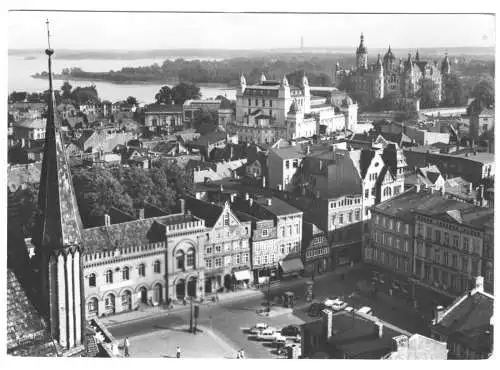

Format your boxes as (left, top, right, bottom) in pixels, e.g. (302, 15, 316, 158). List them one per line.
(8, 55, 237, 103)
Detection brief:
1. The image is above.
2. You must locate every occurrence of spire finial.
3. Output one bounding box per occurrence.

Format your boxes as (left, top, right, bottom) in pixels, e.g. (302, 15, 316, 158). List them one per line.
(46, 19, 52, 50)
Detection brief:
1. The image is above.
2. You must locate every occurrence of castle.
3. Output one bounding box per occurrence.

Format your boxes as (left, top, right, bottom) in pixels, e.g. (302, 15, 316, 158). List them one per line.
(334, 33, 453, 109)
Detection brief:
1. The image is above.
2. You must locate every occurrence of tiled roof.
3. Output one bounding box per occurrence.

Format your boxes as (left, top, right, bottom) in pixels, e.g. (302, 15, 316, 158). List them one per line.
(81, 213, 198, 253)
(269, 144, 307, 160)
(325, 311, 402, 359)
(436, 290, 493, 352)
(372, 188, 474, 223)
(145, 104, 183, 113)
(193, 131, 227, 147)
(184, 197, 223, 227)
(13, 118, 46, 129)
(7, 269, 60, 357)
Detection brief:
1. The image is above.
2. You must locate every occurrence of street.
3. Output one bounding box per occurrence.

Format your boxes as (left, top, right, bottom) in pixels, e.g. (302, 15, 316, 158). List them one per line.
(108, 265, 432, 358)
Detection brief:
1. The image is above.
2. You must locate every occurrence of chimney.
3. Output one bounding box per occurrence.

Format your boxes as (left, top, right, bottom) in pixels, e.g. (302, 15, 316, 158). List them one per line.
(375, 322, 384, 338)
(415, 183, 421, 193)
(266, 198, 272, 206)
(479, 184, 485, 202)
(474, 276, 484, 293)
(440, 186, 446, 197)
(245, 192, 249, 201)
(249, 198, 254, 207)
(305, 145, 311, 155)
(319, 160, 323, 171)
(322, 309, 333, 340)
(392, 335, 409, 357)
(230, 193, 236, 203)
(138, 208, 145, 220)
(219, 184, 224, 192)
(468, 183, 473, 194)
(278, 184, 283, 192)
(262, 176, 266, 189)
(179, 198, 186, 214)
(433, 305, 445, 324)
(230, 145, 234, 160)
(104, 214, 111, 227)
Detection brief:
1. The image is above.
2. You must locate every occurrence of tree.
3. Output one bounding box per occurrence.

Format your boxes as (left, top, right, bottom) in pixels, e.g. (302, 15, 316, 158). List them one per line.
(61, 81, 73, 99)
(126, 96, 138, 106)
(418, 79, 441, 109)
(471, 79, 494, 107)
(193, 109, 217, 132)
(350, 91, 371, 110)
(7, 184, 41, 239)
(9, 91, 28, 103)
(154, 159, 193, 195)
(171, 83, 201, 105)
(155, 85, 172, 104)
(71, 167, 134, 226)
(442, 75, 466, 107)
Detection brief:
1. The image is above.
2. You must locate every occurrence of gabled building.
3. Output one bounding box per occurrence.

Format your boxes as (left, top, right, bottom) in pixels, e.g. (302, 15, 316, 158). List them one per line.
(144, 103, 184, 134)
(430, 276, 493, 359)
(185, 197, 252, 293)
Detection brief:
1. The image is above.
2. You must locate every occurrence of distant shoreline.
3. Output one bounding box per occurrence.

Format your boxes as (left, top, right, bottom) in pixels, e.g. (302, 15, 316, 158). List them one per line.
(31, 74, 236, 88)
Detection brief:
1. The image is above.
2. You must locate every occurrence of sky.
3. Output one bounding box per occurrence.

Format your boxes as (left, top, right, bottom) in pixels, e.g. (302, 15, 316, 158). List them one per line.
(8, 11, 496, 50)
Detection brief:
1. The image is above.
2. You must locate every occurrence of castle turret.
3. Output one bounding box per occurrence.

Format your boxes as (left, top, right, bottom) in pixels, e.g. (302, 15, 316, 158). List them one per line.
(356, 33, 368, 70)
(415, 49, 420, 61)
(286, 101, 299, 139)
(279, 74, 291, 101)
(383, 44, 396, 72)
(441, 51, 451, 75)
(302, 73, 311, 114)
(260, 72, 267, 84)
(240, 73, 247, 92)
(374, 54, 384, 99)
(33, 39, 85, 351)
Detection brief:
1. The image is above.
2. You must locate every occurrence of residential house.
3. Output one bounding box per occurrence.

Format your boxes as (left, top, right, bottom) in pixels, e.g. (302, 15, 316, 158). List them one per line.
(183, 99, 222, 124)
(185, 197, 252, 293)
(231, 195, 304, 278)
(267, 139, 307, 192)
(430, 276, 493, 359)
(12, 118, 46, 144)
(404, 146, 495, 185)
(382, 334, 448, 360)
(302, 222, 329, 276)
(188, 131, 235, 160)
(144, 103, 184, 134)
(469, 107, 494, 142)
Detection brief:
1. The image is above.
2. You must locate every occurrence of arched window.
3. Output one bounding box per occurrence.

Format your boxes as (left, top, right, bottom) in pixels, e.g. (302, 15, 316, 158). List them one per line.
(89, 273, 96, 287)
(138, 263, 146, 277)
(154, 260, 161, 274)
(122, 266, 130, 280)
(87, 298, 98, 315)
(105, 270, 113, 284)
(176, 250, 185, 270)
(187, 248, 195, 268)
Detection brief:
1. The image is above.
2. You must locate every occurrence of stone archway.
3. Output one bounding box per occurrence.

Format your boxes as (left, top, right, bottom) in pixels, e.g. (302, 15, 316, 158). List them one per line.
(176, 279, 186, 300)
(121, 290, 132, 311)
(153, 283, 163, 304)
(104, 293, 116, 315)
(139, 286, 148, 304)
(187, 276, 197, 297)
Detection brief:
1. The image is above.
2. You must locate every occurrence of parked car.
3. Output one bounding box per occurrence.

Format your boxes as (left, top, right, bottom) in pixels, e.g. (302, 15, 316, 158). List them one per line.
(281, 325, 301, 343)
(308, 302, 326, 317)
(357, 306, 373, 315)
(273, 334, 287, 346)
(250, 323, 268, 335)
(344, 306, 354, 312)
(257, 329, 278, 341)
(324, 298, 348, 311)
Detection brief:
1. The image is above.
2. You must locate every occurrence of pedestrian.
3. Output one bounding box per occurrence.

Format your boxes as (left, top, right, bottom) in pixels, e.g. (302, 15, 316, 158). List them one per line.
(123, 336, 130, 357)
(236, 350, 241, 359)
(176, 345, 181, 358)
(240, 349, 245, 359)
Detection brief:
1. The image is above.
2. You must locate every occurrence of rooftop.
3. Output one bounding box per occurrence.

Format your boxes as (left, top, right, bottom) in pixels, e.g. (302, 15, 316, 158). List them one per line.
(12, 118, 46, 130)
(372, 188, 475, 223)
(145, 103, 183, 114)
(434, 285, 493, 352)
(405, 147, 494, 165)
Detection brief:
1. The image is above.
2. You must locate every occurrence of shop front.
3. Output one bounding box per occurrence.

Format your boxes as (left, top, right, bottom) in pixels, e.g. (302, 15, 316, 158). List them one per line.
(279, 257, 304, 278)
(330, 240, 362, 270)
(253, 264, 279, 285)
(233, 267, 252, 289)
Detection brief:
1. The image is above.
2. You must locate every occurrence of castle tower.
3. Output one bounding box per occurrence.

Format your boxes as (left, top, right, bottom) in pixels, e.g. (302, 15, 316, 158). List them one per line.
(302, 73, 311, 114)
(374, 54, 384, 99)
(240, 73, 247, 93)
(260, 72, 267, 84)
(33, 35, 85, 350)
(383, 45, 396, 72)
(404, 53, 415, 98)
(279, 74, 292, 112)
(286, 101, 299, 139)
(441, 51, 451, 75)
(356, 33, 368, 70)
(415, 49, 420, 61)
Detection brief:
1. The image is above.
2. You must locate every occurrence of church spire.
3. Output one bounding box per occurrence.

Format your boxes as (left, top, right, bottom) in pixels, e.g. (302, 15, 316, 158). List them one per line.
(34, 20, 85, 351)
(35, 20, 84, 250)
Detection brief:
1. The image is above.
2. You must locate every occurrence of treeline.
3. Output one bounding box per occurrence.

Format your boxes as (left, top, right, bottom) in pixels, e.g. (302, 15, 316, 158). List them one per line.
(7, 159, 193, 236)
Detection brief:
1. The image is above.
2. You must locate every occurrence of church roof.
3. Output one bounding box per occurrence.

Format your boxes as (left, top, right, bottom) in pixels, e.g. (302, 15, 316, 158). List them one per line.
(33, 53, 84, 250)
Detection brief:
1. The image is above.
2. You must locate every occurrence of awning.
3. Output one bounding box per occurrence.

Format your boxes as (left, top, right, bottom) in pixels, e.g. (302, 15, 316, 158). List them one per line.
(279, 258, 304, 275)
(234, 269, 251, 281)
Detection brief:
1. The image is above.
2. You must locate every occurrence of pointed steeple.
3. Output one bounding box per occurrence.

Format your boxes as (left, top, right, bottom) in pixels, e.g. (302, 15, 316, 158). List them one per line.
(415, 49, 420, 61)
(260, 72, 267, 84)
(281, 74, 289, 87)
(35, 24, 84, 251)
